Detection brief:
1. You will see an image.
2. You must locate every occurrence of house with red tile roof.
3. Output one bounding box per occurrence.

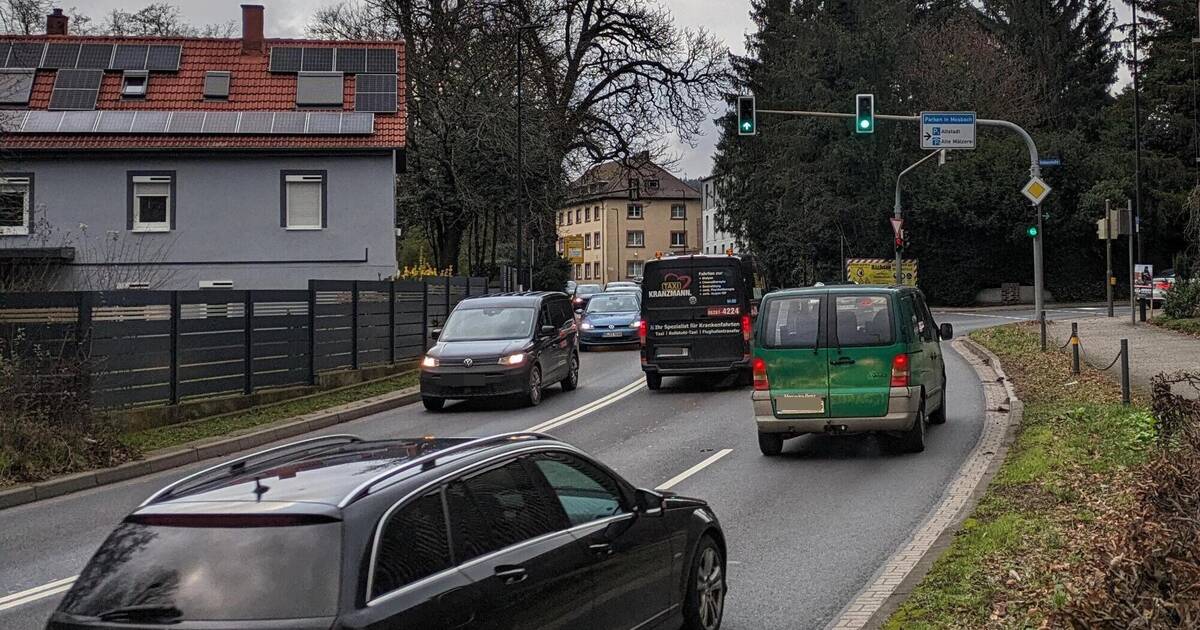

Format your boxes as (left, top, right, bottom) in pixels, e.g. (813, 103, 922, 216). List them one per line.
(0, 5, 404, 290)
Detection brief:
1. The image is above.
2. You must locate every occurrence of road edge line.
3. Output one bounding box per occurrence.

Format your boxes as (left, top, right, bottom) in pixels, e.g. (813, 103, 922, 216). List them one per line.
(825, 337, 1023, 630)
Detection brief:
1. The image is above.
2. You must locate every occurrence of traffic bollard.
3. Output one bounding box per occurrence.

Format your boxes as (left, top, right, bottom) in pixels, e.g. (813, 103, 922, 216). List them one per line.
(1139, 299, 1147, 322)
(1120, 338, 1130, 405)
(1070, 323, 1080, 375)
(1040, 311, 1047, 352)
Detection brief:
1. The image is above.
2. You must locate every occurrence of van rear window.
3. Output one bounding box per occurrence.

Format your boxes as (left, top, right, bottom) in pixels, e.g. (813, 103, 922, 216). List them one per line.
(834, 295, 893, 346)
(644, 264, 743, 308)
(761, 297, 821, 348)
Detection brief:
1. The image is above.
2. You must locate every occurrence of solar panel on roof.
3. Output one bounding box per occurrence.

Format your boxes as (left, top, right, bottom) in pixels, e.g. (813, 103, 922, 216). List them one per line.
(0, 69, 35, 105)
(145, 45, 181, 71)
(48, 69, 102, 111)
(238, 112, 274, 134)
(54, 69, 102, 90)
(301, 47, 334, 72)
(272, 111, 306, 134)
(269, 47, 302, 72)
(0, 44, 11, 69)
(340, 112, 374, 134)
(41, 43, 80, 69)
(95, 110, 136, 133)
(297, 72, 343, 107)
(365, 48, 396, 74)
(76, 44, 113, 69)
(22, 111, 62, 132)
(334, 47, 366, 74)
(354, 73, 397, 113)
(112, 44, 148, 70)
(129, 110, 169, 133)
(8, 43, 45, 68)
(58, 110, 98, 132)
(167, 111, 205, 134)
(202, 111, 238, 133)
(306, 112, 341, 134)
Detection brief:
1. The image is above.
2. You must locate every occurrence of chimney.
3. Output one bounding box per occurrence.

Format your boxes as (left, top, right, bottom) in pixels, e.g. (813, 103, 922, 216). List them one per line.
(46, 8, 68, 36)
(241, 4, 265, 54)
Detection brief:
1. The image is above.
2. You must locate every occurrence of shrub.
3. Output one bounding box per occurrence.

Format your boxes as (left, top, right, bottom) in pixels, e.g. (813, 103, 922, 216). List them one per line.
(1162, 280, 1200, 320)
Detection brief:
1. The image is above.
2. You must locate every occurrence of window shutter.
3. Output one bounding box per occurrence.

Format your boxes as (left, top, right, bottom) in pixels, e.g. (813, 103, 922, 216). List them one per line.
(286, 175, 323, 228)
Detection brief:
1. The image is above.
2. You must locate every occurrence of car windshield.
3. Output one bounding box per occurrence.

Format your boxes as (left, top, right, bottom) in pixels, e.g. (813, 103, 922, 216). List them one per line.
(587, 294, 640, 313)
(441, 306, 535, 341)
(60, 519, 340, 621)
(576, 284, 603, 296)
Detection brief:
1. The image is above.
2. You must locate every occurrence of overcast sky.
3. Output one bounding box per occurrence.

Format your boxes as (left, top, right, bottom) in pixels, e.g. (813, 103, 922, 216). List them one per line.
(73, 0, 1142, 179)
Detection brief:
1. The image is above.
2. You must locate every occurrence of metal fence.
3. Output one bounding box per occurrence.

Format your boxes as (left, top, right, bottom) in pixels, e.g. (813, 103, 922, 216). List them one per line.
(0, 277, 489, 409)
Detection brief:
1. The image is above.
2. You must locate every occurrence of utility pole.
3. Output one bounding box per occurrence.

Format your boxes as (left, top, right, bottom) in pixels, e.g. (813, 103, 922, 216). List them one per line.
(1132, 2, 1143, 266)
(1129, 199, 1136, 325)
(1106, 198, 1114, 317)
(514, 26, 525, 291)
(893, 149, 945, 285)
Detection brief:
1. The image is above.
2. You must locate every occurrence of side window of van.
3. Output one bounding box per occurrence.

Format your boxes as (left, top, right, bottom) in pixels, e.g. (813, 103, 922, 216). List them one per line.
(917, 295, 937, 342)
(761, 297, 821, 348)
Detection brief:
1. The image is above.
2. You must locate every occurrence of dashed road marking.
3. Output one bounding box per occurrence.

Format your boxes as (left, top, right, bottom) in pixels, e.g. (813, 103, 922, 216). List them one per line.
(526, 378, 646, 433)
(656, 449, 733, 491)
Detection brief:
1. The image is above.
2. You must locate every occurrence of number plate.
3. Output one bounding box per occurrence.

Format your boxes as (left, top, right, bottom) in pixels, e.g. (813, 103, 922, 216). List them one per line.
(707, 306, 739, 317)
(444, 374, 486, 387)
(775, 395, 825, 414)
(656, 347, 689, 358)
(603, 332, 624, 338)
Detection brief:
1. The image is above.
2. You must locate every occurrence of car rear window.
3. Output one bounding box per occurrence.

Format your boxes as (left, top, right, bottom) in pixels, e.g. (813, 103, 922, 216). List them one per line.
(644, 263, 744, 308)
(60, 519, 341, 621)
(760, 296, 821, 348)
(834, 295, 893, 347)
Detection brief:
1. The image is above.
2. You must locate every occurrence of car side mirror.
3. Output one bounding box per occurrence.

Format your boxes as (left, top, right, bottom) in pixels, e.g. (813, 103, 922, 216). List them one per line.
(635, 488, 664, 516)
(939, 323, 953, 340)
(430, 328, 441, 341)
(540, 324, 557, 337)
(575, 308, 583, 315)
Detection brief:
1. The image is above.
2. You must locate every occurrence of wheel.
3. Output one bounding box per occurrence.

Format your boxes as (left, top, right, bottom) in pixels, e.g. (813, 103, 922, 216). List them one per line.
(757, 432, 783, 456)
(525, 366, 543, 407)
(928, 372, 947, 425)
(561, 352, 579, 392)
(645, 372, 662, 390)
(890, 398, 927, 453)
(682, 536, 726, 630)
(422, 396, 444, 412)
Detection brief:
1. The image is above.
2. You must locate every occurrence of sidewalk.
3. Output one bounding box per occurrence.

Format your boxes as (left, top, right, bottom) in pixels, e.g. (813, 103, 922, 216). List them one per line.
(1044, 315, 1200, 395)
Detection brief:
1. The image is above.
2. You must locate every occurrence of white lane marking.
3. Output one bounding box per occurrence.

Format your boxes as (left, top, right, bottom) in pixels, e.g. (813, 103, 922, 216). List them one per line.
(656, 449, 733, 491)
(526, 378, 645, 433)
(0, 577, 75, 612)
(942, 312, 1030, 321)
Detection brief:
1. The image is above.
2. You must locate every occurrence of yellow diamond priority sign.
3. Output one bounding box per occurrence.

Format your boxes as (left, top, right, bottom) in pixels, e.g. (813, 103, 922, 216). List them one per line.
(1021, 176, 1051, 205)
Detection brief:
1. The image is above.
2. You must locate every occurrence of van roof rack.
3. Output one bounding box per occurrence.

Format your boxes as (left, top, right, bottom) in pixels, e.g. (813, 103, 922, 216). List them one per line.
(140, 434, 364, 506)
(337, 432, 553, 507)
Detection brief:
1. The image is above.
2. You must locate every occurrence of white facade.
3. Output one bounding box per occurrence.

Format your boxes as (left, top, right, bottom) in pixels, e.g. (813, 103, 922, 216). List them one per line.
(701, 175, 740, 255)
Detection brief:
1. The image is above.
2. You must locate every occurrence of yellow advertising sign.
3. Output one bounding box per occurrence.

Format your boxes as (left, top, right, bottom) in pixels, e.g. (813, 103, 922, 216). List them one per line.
(564, 235, 585, 264)
(846, 258, 918, 286)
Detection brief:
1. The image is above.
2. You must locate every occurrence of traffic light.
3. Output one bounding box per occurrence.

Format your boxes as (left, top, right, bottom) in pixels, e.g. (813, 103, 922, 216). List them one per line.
(737, 95, 756, 136)
(855, 93, 874, 134)
(1026, 225, 1039, 238)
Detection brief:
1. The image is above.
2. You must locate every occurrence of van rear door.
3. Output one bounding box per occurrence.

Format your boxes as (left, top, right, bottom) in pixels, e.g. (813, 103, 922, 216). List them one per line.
(827, 294, 902, 418)
(643, 258, 746, 366)
(756, 294, 828, 418)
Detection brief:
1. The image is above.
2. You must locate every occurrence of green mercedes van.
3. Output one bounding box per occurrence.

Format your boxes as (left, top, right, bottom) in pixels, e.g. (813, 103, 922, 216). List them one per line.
(750, 286, 952, 456)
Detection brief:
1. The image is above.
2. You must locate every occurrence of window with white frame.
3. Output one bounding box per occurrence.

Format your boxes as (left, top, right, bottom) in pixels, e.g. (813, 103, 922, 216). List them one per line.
(627, 203, 643, 219)
(626, 260, 643, 278)
(585, 232, 592, 249)
(670, 231, 687, 248)
(130, 174, 172, 232)
(626, 230, 644, 247)
(0, 175, 31, 235)
(670, 204, 686, 219)
(283, 172, 325, 229)
(575, 208, 582, 223)
(584, 207, 591, 222)
(593, 231, 600, 250)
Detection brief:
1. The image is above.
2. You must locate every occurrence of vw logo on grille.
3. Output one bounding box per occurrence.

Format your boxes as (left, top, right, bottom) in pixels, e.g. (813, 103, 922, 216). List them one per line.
(463, 358, 474, 367)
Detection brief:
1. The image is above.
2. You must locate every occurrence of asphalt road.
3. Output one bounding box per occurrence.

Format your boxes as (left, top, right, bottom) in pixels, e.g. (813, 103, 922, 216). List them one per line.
(0, 305, 1122, 630)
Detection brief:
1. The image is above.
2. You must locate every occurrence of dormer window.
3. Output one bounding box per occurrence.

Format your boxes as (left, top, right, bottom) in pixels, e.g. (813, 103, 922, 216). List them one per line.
(121, 71, 148, 98)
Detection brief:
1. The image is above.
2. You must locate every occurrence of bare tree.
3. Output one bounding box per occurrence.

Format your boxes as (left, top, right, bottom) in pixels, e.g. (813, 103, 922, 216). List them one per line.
(101, 3, 235, 38)
(0, 0, 48, 35)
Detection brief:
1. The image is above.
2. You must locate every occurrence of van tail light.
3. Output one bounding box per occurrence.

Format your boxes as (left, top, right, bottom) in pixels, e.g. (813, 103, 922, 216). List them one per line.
(752, 357, 769, 391)
(638, 320, 648, 345)
(741, 314, 752, 342)
(890, 354, 910, 388)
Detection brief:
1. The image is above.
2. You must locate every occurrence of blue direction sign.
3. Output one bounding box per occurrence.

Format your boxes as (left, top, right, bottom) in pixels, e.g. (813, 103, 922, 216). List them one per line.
(1038, 157, 1062, 167)
(920, 112, 976, 150)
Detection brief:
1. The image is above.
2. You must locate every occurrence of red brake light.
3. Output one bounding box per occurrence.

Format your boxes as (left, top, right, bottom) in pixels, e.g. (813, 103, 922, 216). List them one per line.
(890, 354, 910, 388)
(1156, 281, 1171, 290)
(741, 314, 752, 341)
(752, 357, 769, 390)
(638, 320, 648, 343)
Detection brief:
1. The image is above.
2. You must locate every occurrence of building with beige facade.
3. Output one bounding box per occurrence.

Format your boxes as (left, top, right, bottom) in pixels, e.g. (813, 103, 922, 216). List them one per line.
(557, 155, 701, 284)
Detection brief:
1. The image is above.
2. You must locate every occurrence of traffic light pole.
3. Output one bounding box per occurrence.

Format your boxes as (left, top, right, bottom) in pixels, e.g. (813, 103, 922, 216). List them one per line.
(894, 149, 945, 285)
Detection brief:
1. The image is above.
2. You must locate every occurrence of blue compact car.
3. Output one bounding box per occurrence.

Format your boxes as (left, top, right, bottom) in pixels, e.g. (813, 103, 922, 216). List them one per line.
(579, 292, 642, 348)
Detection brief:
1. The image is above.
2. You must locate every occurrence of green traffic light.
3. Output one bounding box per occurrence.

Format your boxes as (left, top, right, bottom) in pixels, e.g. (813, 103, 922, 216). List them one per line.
(859, 119, 870, 130)
(741, 121, 752, 132)
(1027, 226, 1039, 237)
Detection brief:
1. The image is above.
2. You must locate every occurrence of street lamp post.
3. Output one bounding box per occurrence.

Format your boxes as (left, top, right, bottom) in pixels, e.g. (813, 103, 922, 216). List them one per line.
(515, 26, 526, 290)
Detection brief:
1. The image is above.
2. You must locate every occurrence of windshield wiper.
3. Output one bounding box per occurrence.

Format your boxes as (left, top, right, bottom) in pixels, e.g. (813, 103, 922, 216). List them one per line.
(96, 604, 183, 622)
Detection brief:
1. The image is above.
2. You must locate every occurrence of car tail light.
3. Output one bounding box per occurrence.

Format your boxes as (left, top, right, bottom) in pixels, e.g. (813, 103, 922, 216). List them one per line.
(638, 320, 648, 344)
(890, 354, 910, 388)
(752, 357, 769, 390)
(741, 314, 752, 342)
(1156, 281, 1171, 290)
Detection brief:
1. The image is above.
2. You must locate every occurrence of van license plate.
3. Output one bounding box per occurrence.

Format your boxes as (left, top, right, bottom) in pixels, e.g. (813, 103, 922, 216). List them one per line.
(776, 395, 824, 414)
(603, 332, 623, 338)
(657, 347, 689, 358)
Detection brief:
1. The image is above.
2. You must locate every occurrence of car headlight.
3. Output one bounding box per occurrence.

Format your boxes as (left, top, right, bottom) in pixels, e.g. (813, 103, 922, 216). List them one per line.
(580, 322, 594, 330)
(629, 320, 642, 328)
(499, 353, 526, 366)
(421, 355, 438, 368)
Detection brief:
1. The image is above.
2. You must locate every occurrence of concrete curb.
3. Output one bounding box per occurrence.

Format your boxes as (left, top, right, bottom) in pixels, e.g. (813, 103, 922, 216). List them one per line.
(0, 386, 421, 511)
(826, 337, 1024, 630)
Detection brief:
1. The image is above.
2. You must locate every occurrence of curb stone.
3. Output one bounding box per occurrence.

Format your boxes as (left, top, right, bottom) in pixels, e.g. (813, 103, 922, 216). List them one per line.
(0, 386, 421, 512)
(825, 337, 1023, 630)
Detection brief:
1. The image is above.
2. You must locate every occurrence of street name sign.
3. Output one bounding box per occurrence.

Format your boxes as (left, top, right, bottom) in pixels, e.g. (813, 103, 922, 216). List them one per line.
(1021, 176, 1051, 205)
(847, 258, 918, 286)
(1038, 157, 1062, 167)
(920, 112, 976, 150)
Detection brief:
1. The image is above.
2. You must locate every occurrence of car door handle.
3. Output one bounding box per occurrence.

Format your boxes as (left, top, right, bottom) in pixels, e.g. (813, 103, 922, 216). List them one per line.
(830, 357, 855, 366)
(588, 542, 614, 556)
(494, 565, 528, 584)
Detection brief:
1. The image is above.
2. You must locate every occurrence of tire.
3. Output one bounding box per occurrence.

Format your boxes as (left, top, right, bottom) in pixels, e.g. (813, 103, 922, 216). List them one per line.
(891, 398, 927, 453)
(928, 372, 947, 425)
(682, 536, 726, 630)
(525, 366, 543, 407)
(757, 432, 783, 457)
(422, 396, 444, 412)
(561, 352, 579, 392)
(645, 372, 662, 390)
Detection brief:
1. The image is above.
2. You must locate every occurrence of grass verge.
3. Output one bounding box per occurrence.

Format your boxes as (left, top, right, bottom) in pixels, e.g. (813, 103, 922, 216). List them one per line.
(884, 323, 1155, 629)
(1152, 316, 1200, 338)
(119, 371, 418, 453)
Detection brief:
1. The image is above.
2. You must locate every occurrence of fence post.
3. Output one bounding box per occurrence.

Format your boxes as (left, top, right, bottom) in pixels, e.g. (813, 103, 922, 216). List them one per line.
(76, 292, 94, 399)
(1120, 338, 1131, 405)
(169, 291, 180, 405)
(351, 280, 360, 371)
(308, 280, 317, 386)
(1070, 322, 1080, 375)
(243, 290, 254, 396)
(389, 280, 396, 365)
(444, 275, 451, 321)
(421, 278, 429, 351)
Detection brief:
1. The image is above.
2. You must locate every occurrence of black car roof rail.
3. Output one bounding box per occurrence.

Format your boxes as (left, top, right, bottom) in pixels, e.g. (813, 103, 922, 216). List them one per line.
(139, 434, 364, 507)
(337, 432, 554, 507)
